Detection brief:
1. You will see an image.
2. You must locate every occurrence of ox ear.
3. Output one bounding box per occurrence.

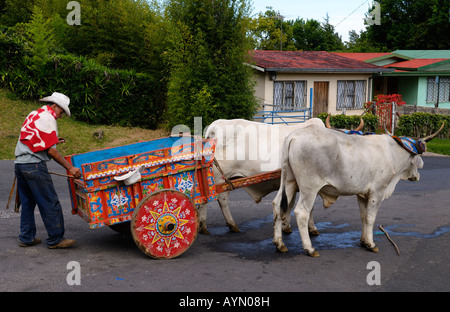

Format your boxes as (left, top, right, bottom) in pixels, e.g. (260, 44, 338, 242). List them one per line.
(411, 155, 423, 169)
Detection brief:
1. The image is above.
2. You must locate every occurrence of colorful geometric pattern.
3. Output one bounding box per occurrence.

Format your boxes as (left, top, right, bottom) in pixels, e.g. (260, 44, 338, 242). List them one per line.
(335, 129, 425, 155)
(392, 136, 426, 155)
(131, 190, 198, 259)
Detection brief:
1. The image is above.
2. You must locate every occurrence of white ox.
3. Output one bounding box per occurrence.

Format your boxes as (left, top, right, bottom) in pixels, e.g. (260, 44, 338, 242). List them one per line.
(198, 118, 326, 234)
(273, 123, 444, 257)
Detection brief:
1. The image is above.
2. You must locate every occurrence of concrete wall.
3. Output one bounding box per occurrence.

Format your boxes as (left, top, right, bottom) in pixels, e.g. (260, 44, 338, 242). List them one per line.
(398, 104, 450, 116)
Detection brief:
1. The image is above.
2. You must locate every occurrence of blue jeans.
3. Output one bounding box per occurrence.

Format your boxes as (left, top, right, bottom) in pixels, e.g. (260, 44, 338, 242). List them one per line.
(15, 162, 65, 246)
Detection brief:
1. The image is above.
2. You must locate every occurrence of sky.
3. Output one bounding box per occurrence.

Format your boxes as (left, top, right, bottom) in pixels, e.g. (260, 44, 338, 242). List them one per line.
(249, 0, 374, 42)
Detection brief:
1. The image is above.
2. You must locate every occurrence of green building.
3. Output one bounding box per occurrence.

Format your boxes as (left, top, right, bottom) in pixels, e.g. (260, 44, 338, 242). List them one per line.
(335, 50, 450, 109)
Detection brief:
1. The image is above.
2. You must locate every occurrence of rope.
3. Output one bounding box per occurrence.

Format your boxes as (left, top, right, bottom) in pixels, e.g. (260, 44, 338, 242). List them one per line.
(213, 158, 234, 191)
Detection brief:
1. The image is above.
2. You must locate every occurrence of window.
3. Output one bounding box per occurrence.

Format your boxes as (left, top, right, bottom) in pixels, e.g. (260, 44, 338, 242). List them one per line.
(273, 81, 307, 111)
(337, 80, 366, 110)
(426, 77, 450, 103)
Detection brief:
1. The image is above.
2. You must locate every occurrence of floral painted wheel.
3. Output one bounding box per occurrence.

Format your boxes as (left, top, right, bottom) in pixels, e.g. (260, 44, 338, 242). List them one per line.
(131, 189, 199, 259)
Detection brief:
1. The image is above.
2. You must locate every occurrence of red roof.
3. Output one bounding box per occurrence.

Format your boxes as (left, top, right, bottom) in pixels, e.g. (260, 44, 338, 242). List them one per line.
(249, 50, 389, 72)
(385, 58, 449, 69)
(332, 52, 393, 62)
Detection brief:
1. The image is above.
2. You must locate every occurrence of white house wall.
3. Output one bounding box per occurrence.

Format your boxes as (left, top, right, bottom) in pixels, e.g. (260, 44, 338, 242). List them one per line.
(253, 71, 372, 119)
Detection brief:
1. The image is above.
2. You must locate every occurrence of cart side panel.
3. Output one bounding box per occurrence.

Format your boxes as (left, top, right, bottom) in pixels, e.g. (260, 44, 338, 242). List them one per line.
(65, 137, 217, 229)
(69, 137, 179, 169)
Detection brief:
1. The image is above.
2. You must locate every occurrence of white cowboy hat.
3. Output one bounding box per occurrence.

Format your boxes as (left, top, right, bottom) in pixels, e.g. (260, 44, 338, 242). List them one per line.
(40, 92, 71, 117)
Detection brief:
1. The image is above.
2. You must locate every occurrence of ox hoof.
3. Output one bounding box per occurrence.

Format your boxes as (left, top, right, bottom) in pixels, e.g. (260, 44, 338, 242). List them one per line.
(306, 250, 320, 258)
(282, 226, 293, 234)
(275, 243, 288, 253)
(367, 245, 379, 253)
(360, 240, 379, 253)
(228, 224, 240, 233)
(199, 228, 210, 235)
(309, 229, 320, 236)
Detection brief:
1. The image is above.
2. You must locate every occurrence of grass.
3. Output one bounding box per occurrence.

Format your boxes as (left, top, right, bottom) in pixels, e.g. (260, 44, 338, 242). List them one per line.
(427, 139, 450, 156)
(0, 89, 169, 160)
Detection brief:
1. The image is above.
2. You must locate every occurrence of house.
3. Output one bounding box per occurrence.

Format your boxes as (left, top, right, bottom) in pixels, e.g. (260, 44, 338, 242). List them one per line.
(248, 50, 393, 123)
(334, 50, 450, 110)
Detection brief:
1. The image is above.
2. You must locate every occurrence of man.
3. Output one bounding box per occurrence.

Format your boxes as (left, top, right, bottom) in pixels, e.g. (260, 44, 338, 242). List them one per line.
(15, 92, 81, 248)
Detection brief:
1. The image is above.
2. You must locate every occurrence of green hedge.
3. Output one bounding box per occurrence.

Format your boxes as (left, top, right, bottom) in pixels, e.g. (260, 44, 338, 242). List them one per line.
(316, 112, 449, 139)
(0, 28, 165, 129)
(317, 113, 379, 133)
(396, 112, 450, 139)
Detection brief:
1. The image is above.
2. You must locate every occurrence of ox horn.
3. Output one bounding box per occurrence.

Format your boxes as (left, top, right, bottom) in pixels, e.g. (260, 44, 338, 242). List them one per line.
(325, 114, 332, 129)
(422, 122, 446, 142)
(355, 118, 364, 131)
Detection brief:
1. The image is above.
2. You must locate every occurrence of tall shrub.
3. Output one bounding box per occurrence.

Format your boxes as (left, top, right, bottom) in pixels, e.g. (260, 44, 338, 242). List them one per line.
(165, 0, 258, 129)
(24, 6, 56, 69)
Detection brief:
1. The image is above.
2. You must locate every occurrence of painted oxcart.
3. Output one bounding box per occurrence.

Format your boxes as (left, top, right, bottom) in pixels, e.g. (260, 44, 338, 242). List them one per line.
(65, 135, 280, 259)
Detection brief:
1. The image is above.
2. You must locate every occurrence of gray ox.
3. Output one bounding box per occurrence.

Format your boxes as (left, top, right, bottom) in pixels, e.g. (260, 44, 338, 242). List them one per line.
(198, 118, 330, 234)
(273, 123, 445, 257)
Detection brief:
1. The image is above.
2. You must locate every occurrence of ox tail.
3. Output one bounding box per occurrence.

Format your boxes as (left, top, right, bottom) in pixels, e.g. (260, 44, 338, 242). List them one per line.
(280, 187, 288, 213)
(279, 132, 294, 214)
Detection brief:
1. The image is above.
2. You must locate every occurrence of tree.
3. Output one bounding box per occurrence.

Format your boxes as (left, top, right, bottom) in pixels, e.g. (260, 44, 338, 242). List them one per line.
(165, 0, 258, 129)
(250, 10, 344, 51)
(321, 14, 345, 51)
(365, 0, 450, 50)
(60, 0, 158, 70)
(0, 0, 35, 26)
(345, 30, 387, 52)
(25, 6, 56, 69)
(249, 9, 295, 51)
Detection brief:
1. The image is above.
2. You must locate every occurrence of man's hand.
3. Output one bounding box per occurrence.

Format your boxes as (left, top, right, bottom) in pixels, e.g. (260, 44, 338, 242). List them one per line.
(68, 166, 82, 179)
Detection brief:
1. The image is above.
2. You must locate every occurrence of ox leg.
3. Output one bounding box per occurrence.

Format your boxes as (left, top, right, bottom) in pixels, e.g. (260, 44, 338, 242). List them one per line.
(294, 192, 320, 257)
(198, 203, 210, 235)
(357, 196, 380, 253)
(217, 192, 240, 233)
(272, 187, 288, 253)
(280, 183, 297, 234)
(308, 208, 319, 236)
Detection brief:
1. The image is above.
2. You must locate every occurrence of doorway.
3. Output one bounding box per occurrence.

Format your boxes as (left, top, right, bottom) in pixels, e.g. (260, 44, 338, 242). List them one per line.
(313, 81, 329, 116)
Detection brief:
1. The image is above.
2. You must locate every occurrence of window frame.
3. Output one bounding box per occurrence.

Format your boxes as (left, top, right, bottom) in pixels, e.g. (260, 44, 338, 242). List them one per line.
(336, 80, 366, 110)
(273, 80, 307, 111)
(426, 77, 450, 103)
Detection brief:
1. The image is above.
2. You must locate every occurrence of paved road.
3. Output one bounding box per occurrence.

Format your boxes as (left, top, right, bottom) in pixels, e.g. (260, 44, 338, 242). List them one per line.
(0, 156, 449, 294)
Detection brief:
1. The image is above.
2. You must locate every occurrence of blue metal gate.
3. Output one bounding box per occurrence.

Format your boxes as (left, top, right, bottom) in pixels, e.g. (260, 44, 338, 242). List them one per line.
(254, 88, 313, 125)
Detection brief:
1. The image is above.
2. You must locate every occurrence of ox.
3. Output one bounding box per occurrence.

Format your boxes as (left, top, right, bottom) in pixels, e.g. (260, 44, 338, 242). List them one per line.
(273, 123, 445, 257)
(198, 118, 333, 234)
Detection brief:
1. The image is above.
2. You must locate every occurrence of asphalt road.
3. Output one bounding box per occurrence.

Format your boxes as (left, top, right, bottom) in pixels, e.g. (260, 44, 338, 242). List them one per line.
(0, 155, 449, 294)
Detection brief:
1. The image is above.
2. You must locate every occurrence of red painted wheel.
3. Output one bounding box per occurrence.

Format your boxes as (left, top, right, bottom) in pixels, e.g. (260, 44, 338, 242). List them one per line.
(131, 190, 199, 259)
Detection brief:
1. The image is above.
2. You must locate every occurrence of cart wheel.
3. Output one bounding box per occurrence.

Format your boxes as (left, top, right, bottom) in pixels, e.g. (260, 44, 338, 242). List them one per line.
(131, 189, 199, 259)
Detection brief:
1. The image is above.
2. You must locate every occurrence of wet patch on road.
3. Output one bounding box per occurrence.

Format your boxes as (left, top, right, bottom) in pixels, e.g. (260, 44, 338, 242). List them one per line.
(207, 215, 450, 260)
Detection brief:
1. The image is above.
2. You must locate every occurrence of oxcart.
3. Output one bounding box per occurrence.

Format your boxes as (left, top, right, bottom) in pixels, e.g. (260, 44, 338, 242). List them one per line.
(65, 135, 280, 259)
